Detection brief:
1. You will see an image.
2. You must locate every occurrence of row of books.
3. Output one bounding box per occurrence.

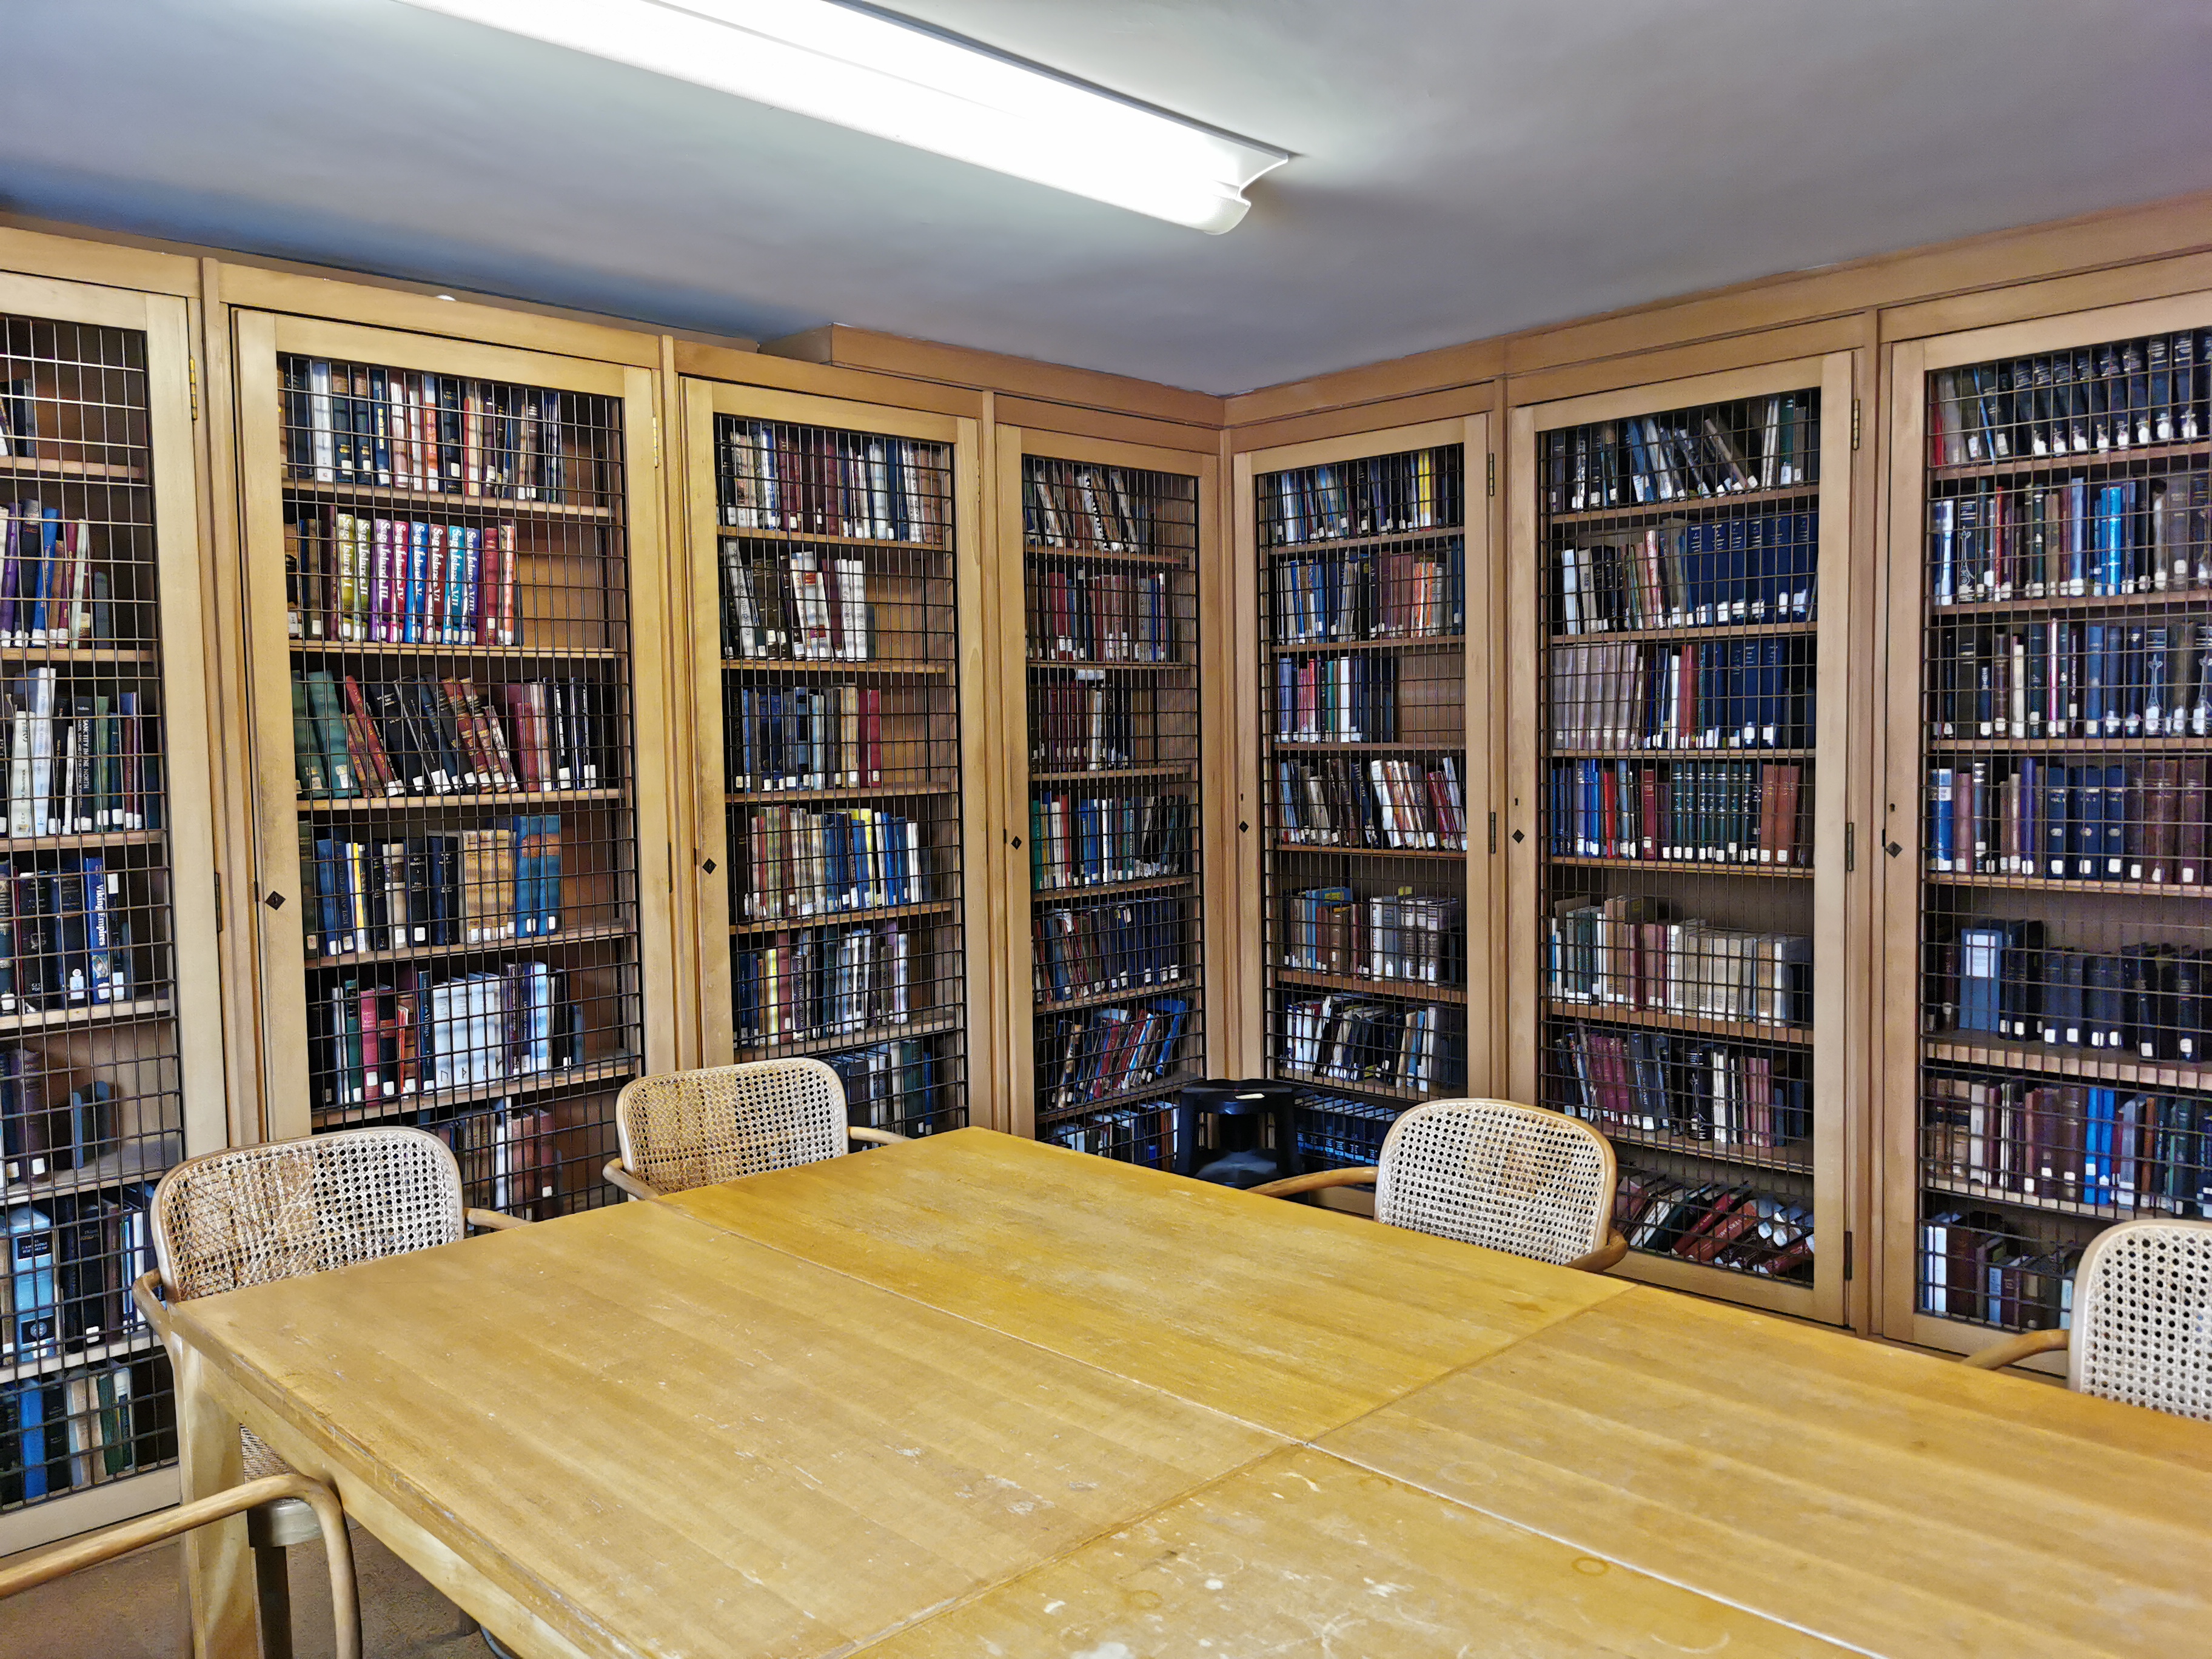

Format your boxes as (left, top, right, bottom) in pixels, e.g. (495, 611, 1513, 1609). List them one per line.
(1550, 638, 1816, 752)
(1259, 446, 1462, 547)
(1272, 653, 1400, 745)
(1044, 1102, 1171, 1166)
(0, 380, 34, 459)
(286, 508, 522, 647)
(1272, 756, 1467, 852)
(1927, 759, 2211, 883)
(1277, 996, 1463, 1095)
(293, 671, 608, 800)
(736, 805, 930, 922)
(3, 671, 159, 836)
(1616, 1171, 1814, 1280)
(309, 963, 592, 1107)
(1294, 1093, 1401, 1169)
(1552, 1026, 1811, 1150)
(1927, 333, 2207, 466)
(1556, 514, 1818, 637)
(1, 1062, 121, 1183)
(726, 684, 888, 791)
(1039, 999, 1188, 1113)
(1919, 1211, 2078, 1331)
(1, 502, 118, 647)
(1927, 1071, 2212, 1211)
(304, 822, 565, 957)
(1549, 759, 1808, 867)
(1028, 565, 1181, 663)
(823, 1040, 943, 1132)
(1022, 457, 1189, 557)
(1549, 897, 1812, 1028)
(1268, 540, 1466, 642)
(1547, 395, 1817, 514)
(720, 542, 888, 663)
(735, 921, 914, 1047)
(1928, 475, 2206, 604)
(1280, 888, 1462, 987)
(421, 1102, 561, 1221)
(1030, 683, 1158, 773)
(1931, 922, 2212, 1061)
(0, 859, 137, 1012)
(5, 1185, 153, 1358)
(1028, 792, 1190, 892)
(1, 1359, 146, 1504)
(720, 421, 950, 545)
(283, 358, 580, 500)
(1928, 618, 2212, 742)
(1034, 897, 1185, 1004)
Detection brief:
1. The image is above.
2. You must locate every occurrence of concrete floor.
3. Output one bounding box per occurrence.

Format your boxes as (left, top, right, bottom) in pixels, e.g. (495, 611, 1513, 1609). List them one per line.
(0, 1521, 498, 1659)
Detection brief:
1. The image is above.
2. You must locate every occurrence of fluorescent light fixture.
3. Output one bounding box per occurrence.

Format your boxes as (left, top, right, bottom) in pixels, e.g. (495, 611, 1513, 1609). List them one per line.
(394, 0, 1289, 232)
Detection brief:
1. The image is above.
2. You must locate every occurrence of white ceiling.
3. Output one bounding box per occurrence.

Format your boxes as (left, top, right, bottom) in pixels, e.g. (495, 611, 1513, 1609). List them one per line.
(6, 1, 2211, 393)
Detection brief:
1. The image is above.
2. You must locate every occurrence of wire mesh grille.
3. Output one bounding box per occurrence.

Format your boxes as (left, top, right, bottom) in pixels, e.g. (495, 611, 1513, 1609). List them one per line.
(1915, 329, 2212, 1333)
(1025, 457, 1200, 1167)
(1, 314, 183, 1509)
(1257, 444, 1467, 1169)
(1537, 391, 1823, 1284)
(717, 416, 963, 1136)
(278, 354, 642, 1230)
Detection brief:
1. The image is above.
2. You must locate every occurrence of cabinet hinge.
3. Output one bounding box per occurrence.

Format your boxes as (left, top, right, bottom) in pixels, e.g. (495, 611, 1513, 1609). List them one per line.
(1845, 821, 1855, 872)
(651, 411, 662, 471)
(1486, 452, 1496, 498)
(1843, 1229, 1855, 1281)
(189, 357, 200, 423)
(1487, 811, 1498, 855)
(1851, 397, 1862, 451)
(213, 870, 222, 933)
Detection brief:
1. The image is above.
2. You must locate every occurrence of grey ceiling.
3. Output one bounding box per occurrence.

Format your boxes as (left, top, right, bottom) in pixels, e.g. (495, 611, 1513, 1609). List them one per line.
(6, 1, 2211, 393)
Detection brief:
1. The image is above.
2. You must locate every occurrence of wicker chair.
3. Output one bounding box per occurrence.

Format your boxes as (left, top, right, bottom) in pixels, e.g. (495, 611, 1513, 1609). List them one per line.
(130, 1127, 528, 1659)
(1962, 1215, 2212, 1418)
(1249, 1098, 1629, 1272)
(603, 1058, 905, 1200)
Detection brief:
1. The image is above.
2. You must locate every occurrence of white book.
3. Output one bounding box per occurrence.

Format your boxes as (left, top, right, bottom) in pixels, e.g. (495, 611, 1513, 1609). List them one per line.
(308, 360, 335, 482)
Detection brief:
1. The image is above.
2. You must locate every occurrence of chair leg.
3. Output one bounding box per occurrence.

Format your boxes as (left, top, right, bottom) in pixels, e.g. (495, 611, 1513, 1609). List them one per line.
(252, 1541, 293, 1659)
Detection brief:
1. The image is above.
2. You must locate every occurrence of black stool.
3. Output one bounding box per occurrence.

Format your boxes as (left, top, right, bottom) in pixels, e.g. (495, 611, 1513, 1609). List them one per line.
(1174, 1078, 1300, 1187)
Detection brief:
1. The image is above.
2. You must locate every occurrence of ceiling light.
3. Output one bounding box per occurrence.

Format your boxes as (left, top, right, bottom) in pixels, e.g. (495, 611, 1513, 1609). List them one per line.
(394, 0, 1288, 233)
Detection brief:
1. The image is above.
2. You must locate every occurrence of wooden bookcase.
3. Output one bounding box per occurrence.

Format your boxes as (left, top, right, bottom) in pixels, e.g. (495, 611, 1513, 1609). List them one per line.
(1238, 417, 1496, 1176)
(680, 379, 985, 1135)
(1508, 355, 1854, 1324)
(1882, 293, 2212, 1364)
(0, 272, 223, 1540)
(996, 429, 1218, 1157)
(233, 312, 672, 1215)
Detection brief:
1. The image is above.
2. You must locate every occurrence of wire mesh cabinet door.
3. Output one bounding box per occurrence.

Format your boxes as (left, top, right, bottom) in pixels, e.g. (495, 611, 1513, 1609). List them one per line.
(0, 272, 224, 1544)
(681, 378, 984, 1141)
(232, 310, 673, 1222)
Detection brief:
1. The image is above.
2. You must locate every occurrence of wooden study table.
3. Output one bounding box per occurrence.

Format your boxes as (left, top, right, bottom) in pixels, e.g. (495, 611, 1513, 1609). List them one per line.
(165, 1128, 2212, 1657)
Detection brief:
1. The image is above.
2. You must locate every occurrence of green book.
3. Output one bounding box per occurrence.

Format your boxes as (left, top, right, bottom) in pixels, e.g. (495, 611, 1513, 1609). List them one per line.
(1030, 799, 1045, 891)
(292, 672, 327, 796)
(304, 669, 356, 797)
(96, 1368, 132, 1479)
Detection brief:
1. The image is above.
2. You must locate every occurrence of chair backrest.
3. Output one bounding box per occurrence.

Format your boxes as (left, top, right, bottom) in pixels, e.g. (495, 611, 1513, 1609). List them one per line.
(151, 1128, 466, 1302)
(2070, 1217, 2212, 1418)
(615, 1058, 849, 1196)
(1374, 1099, 1615, 1267)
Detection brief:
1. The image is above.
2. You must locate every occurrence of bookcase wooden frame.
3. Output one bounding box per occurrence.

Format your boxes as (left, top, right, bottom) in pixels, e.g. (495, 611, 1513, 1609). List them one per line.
(677, 377, 989, 1129)
(1878, 290, 2212, 1367)
(231, 311, 674, 1159)
(994, 424, 1220, 1144)
(1507, 352, 1856, 1325)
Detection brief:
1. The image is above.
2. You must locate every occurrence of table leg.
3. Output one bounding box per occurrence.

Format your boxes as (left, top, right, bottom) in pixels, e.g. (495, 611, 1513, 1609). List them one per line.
(173, 1342, 257, 1658)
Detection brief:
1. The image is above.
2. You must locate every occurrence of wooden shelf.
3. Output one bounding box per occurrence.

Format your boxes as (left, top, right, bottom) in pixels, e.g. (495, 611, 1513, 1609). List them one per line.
(1550, 854, 1811, 878)
(1549, 617, 1817, 646)
(721, 525, 950, 553)
(1034, 976, 1193, 1016)
(295, 638, 620, 660)
(1550, 748, 1814, 761)
(284, 476, 614, 520)
(1260, 524, 1466, 557)
(4, 1133, 183, 1207)
(312, 1055, 640, 1127)
(1603, 1124, 1813, 1175)
(0, 997, 170, 1035)
(1266, 635, 1463, 657)
(0, 645, 155, 665)
(1, 1329, 163, 1386)
(299, 788, 622, 813)
(1931, 587, 2212, 619)
(1268, 1069, 1446, 1105)
(724, 782, 953, 803)
(305, 920, 632, 970)
(1270, 740, 1465, 754)
(1928, 871, 2212, 896)
(1547, 999, 1812, 1046)
(1928, 734, 2212, 753)
(1037, 1069, 1202, 1121)
(1921, 1173, 2177, 1222)
(725, 658, 949, 677)
(1275, 967, 1469, 1005)
(1024, 542, 1190, 569)
(1031, 765, 1195, 783)
(1544, 481, 1818, 528)
(735, 1012, 957, 1062)
(732, 899, 954, 937)
(0, 454, 146, 483)
(1270, 840, 1467, 861)
(1922, 1033, 2212, 1090)
(0, 828, 164, 853)
(1031, 873, 1193, 903)
(1027, 657, 1193, 672)
(1929, 436, 2209, 485)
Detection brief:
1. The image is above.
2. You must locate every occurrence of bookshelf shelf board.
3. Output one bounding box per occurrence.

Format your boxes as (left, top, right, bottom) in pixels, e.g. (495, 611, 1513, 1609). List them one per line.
(311, 1055, 640, 1128)
(1275, 967, 1470, 1005)
(4, 1132, 183, 1208)
(0, 646, 155, 665)
(725, 659, 949, 677)
(1547, 999, 1814, 1046)
(1031, 765, 1194, 784)
(1267, 635, 1463, 658)
(1928, 736, 2212, 754)
(1550, 748, 1815, 762)
(1038, 1069, 1204, 1121)
(1928, 437, 2211, 486)
(0, 997, 170, 1036)
(734, 1011, 957, 1062)
(1928, 873, 2212, 896)
(1550, 618, 1817, 646)
(1270, 840, 1467, 862)
(1544, 482, 1819, 529)
(298, 788, 623, 814)
(1931, 589, 2212, 620)
(0, 455, 146, 483)
(1550, 854, 1812, 879)
(304, 920, 632, 971)
(1026, 657, 1195, 673)
(0, 1329, 163, 1387)
(732, 899, 954, 937)
(1270, 740, 1466, 755)
(721, 527, 949, 554)
(1922, 1034, 2212, 1090)
(1031, 873, 1193, 903)
(1920, 1173, 2188, 1222)
(294, 640, 622, 661)
(1260, 526, 1466, 558)
(1034, 977, 1194, 1017)
(1270, 1069, 1444, 1105)
(1023, 542, 1189, 569)
(0, 828, 164, 853)
(723, 782, 953, 804)
(283, 477, 614, 520)
(1600, 1124, 1813, 1174)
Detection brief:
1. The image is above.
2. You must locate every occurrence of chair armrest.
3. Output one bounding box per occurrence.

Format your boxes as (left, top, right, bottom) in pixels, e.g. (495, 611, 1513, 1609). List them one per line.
(130, 1270, 173, 1344)
(1961, 1327, 2070, 1371)
(848, 1127, 908, 1146)
(464, 1208, 531, 1233)
(1249, 1166, 1380, 1200)
(603, 1159, 662, 1202)
(1565, 1230, 1631, 1273)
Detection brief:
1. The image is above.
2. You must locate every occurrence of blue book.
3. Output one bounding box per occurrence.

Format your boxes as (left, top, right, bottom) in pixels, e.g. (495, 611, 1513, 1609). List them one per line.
(27, 506, 59, 643)
(1931, 768, 1954, 870)
(1624, 420, 1652, 503)
(2085, 1087, 2119, 1196)
(2098, 484, 2127, 594)
(1759, 635, 1784, 747)
(1931, 498, 1955, 606)
(2048, 766, 2073, 878)
(6, 1206, 56, 1362)
(2075, 766, 2104, 879)
(2102, 763, 2128, 877)
(1959, 924, 2008, 1033)
(2083, 624, 2106, 732)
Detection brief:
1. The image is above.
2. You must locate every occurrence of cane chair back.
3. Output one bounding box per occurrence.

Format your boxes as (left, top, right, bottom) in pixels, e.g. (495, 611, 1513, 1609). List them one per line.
(615, 1059, 850, 1196)
(1374, 1099, 1616, 1267)
(2068, 1217, 2212, 1418)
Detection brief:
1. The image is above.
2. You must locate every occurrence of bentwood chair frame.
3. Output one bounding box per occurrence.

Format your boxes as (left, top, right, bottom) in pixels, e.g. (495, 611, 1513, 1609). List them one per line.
(1252, 1098, 1631, 1273)
(1963, 1215, 2212, 1419)
(130, 1127, 526, 1658)
(603, 1058, 905, 1200)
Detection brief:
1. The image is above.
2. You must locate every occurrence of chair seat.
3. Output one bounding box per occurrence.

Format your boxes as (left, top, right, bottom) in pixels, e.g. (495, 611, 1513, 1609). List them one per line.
(241, 1427, 289, 1480)
(241, 1428, 322, 1547)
